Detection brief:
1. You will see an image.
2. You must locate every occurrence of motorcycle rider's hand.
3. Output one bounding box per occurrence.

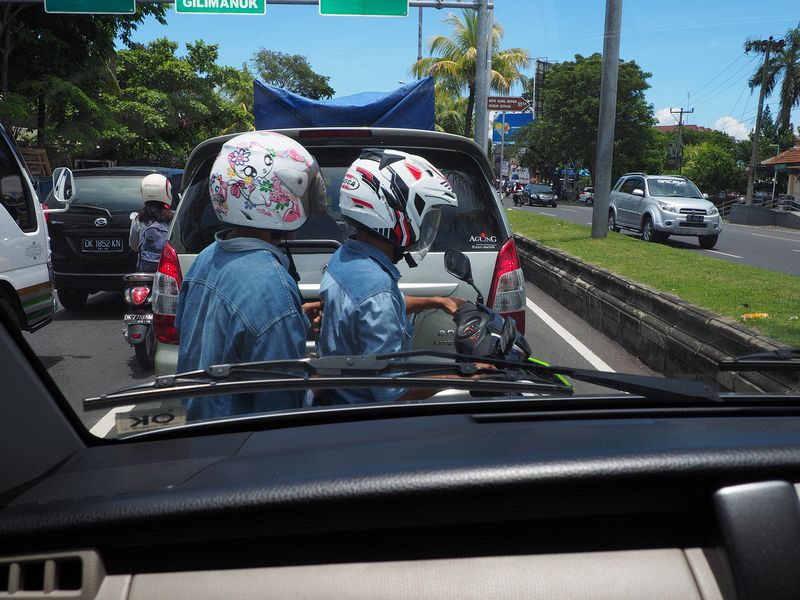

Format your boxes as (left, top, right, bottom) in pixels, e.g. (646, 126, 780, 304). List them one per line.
(438, 296, 466, 316)
(303, 301, 323, 335)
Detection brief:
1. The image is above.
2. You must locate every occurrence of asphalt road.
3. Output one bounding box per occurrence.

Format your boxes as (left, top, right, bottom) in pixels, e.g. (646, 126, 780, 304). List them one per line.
(22, 283, 657, 436)
(508, 201, 800, 275)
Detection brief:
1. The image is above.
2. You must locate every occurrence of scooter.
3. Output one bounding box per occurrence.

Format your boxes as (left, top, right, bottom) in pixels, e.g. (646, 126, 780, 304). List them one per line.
(122, 272, 156, 370)
(444, 249, 570, 386)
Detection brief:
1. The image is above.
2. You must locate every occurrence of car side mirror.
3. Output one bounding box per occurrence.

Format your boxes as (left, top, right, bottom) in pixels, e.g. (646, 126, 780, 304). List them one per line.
(703, 193, 709, 200)
(632, 188, 644, 197)
(44, 167, 74, 214)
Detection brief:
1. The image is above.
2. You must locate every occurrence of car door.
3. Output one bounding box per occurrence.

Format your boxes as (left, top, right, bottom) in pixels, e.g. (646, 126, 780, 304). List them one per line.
(627, 177, 646, 226)
(615, 177, 636, 226)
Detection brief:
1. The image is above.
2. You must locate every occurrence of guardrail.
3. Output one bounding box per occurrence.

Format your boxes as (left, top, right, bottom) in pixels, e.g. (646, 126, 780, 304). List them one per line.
(514, 234, 798, 393)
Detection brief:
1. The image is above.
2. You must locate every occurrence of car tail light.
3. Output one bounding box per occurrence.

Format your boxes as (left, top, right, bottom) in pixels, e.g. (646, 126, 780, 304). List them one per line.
(299, 129, 372, 139)
(152, 241, 182, 344)
(487, 238, 526, 334)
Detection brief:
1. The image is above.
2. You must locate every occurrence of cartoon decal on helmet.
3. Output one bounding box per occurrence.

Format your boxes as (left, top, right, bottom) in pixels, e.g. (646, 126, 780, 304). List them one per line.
(209, 131, 318, 230)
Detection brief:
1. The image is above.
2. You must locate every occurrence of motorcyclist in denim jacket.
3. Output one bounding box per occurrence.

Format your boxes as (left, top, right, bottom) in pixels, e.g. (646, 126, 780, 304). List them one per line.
(176, 131, 324, 420)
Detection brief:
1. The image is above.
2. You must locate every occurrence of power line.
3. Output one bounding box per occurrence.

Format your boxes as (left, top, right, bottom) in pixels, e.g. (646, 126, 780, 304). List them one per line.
(685, 51, 748, 100)
(689, 53, 759, 107)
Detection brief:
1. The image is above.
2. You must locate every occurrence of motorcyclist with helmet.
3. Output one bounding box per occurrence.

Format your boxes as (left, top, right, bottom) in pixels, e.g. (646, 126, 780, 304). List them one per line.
(175, 131, 324, 419)
(129, 173, 174, 272)
(317, 148, 473, 404)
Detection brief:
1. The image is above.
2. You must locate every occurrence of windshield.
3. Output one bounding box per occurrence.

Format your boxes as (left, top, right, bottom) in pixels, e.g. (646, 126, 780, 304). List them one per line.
(647, 178, 704, 199)
(8, 1, 799, 439)
(45, 175, 146, 211)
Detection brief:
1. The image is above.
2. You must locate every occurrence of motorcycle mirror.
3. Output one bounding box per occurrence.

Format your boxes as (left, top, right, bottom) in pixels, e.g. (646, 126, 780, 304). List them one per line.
(444, 249, 472, 282)
(499, 317, 517, 357)
(445, 249, 484, 304)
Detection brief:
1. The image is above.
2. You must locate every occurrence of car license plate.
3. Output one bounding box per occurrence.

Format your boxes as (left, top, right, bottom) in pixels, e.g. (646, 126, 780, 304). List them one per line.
(686, 214, 704, 222)
(83, 238, 122, 252)
(124, 313, 152, 323)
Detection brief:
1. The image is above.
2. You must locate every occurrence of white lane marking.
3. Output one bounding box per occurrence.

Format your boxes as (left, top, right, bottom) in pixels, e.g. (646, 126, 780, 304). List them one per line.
(586, 222, 593, 225)
(560, 208, 577, 212)
(793, 249, 800, 253)
(89, 405, 134, 438)
(705, 249, 743, 258)
(525, 297, 615, 372)
(751, 232, 800, 242)
(541, 212, 558, 217)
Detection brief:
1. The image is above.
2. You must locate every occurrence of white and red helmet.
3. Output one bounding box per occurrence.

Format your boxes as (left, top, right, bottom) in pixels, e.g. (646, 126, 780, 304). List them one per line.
(209, 131, 326, 231)
(340, 149, 457, 261)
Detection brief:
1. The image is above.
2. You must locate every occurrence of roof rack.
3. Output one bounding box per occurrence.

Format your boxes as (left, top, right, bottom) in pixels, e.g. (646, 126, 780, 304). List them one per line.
(623, 172, 647, 176)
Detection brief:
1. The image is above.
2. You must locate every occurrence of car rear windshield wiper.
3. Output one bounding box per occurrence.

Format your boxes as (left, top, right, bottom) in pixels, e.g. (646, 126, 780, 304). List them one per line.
(84, 352, 573, 410)
(718, 348, 800, 372)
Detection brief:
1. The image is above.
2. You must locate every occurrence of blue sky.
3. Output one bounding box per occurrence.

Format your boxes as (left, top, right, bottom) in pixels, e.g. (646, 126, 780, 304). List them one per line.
(128, 0, 800, 139)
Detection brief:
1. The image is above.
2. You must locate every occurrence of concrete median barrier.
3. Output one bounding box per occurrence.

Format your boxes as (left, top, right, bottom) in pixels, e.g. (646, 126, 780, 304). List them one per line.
(514, 234, 798, 393)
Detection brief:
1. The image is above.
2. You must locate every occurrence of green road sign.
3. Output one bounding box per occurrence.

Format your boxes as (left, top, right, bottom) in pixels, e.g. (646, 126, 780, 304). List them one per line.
(45, 0, 134, 14)
(320, 0, 408, 17)
(176, 0, 265, 14)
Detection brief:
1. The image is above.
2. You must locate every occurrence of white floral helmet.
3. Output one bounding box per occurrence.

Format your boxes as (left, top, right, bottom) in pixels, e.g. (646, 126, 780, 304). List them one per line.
(140, 173, 172, 206)
(340, 149, 457, 262)
(209, 131, 326, 231)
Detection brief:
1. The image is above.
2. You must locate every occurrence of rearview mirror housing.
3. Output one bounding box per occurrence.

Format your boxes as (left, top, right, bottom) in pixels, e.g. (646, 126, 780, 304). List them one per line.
(44, 167, 74, 214)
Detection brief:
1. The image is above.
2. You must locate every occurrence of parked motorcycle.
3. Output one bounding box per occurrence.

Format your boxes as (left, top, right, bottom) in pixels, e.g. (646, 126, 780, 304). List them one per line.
(122, 272, 156, 370)
(444, 248, 570, 386)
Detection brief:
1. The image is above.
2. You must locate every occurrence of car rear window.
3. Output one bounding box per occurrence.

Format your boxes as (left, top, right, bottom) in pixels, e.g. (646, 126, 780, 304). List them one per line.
(46, 175, 145, 212)
(528, 184, 553, 193)
(174, 145, 504, 254)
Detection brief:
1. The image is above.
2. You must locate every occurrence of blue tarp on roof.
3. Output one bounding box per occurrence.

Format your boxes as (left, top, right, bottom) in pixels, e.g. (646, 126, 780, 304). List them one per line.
(253, 77, 435, 130)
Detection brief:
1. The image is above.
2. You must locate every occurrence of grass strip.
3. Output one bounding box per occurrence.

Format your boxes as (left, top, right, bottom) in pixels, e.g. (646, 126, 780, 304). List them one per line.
(507, 209, 800, 347)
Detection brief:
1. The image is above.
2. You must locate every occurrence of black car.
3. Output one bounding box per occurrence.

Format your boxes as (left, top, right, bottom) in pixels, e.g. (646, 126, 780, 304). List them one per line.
(44, 167, 182, 310)
(524, 183, 558, 207)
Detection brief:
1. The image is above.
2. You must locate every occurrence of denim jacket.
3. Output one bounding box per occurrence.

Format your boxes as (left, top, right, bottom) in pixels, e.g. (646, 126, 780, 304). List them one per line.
(317, 239, 412, 404)
(176, 230, 310, 419)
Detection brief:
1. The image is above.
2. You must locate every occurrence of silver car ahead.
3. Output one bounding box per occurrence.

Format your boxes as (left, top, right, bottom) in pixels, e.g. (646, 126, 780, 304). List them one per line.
(152, 128, 527, 375)
(608, 173, 722, 249)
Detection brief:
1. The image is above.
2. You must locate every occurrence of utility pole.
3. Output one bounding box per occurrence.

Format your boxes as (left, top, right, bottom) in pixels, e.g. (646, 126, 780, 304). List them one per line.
(417, 6, 423, 62)
(670, 107, 693, 174)
(745, 36, 785, 205)
(473, 0, 490, 153)
(591, 0, 622, 239)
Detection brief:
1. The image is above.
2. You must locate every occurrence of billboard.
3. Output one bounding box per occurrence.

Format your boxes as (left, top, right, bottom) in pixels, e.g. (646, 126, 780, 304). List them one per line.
(492, 113, 533, 143)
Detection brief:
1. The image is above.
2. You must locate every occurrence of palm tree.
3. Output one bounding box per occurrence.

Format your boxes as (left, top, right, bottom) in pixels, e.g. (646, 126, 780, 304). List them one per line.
(433, 85, 467, 135)
(412, 10, 529, 138)
(748, 23, 800, 131)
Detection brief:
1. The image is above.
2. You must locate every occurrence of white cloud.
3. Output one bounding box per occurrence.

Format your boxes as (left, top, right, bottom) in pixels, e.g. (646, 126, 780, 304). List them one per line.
(655, 107, 675, 125)
(713, 116, 750, 140)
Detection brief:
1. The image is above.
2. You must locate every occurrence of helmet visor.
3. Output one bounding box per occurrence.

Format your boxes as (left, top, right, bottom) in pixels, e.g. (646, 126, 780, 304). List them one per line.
(408, 207, 441, 262)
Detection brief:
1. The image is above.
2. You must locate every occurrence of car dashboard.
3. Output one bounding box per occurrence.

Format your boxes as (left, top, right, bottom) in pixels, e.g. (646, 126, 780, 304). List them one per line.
(2, 318, 800, 599)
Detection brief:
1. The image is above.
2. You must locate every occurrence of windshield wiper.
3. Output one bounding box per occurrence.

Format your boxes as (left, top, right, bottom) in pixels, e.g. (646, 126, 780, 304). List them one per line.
(718, 348, 800, 372)
(84, 352, 573, 410)
(83, 351, 718, 412)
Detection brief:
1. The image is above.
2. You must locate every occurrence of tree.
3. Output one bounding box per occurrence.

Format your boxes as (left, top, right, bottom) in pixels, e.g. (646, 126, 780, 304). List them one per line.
(747, 23, 800, 131)
(0, 3, 165, 145)
(250, 49, 334, 100)
(411, 10, 529, 138)
(514, 53, 658, 183)
(433, 86, 467, 135)
(100, 39, 252, 165)
(682, 142, 743, 193)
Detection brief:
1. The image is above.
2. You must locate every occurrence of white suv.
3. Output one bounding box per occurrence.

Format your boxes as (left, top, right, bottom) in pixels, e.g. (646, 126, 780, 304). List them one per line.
(608, 173, 722, 249)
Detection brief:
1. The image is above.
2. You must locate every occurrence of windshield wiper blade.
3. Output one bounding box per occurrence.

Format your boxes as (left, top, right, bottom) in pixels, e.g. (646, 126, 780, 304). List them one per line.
(718, 348, 800, 372)
(84, 353, 571, 410)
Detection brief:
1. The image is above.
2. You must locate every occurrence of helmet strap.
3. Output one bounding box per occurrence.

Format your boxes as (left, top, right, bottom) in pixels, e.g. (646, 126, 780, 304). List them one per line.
(403, 252, 418, 269)
(284, 244, 301, 282)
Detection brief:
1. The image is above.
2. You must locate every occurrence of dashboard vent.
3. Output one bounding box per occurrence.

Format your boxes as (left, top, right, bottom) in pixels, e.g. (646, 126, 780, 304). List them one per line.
(0, 554, 85, 596)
